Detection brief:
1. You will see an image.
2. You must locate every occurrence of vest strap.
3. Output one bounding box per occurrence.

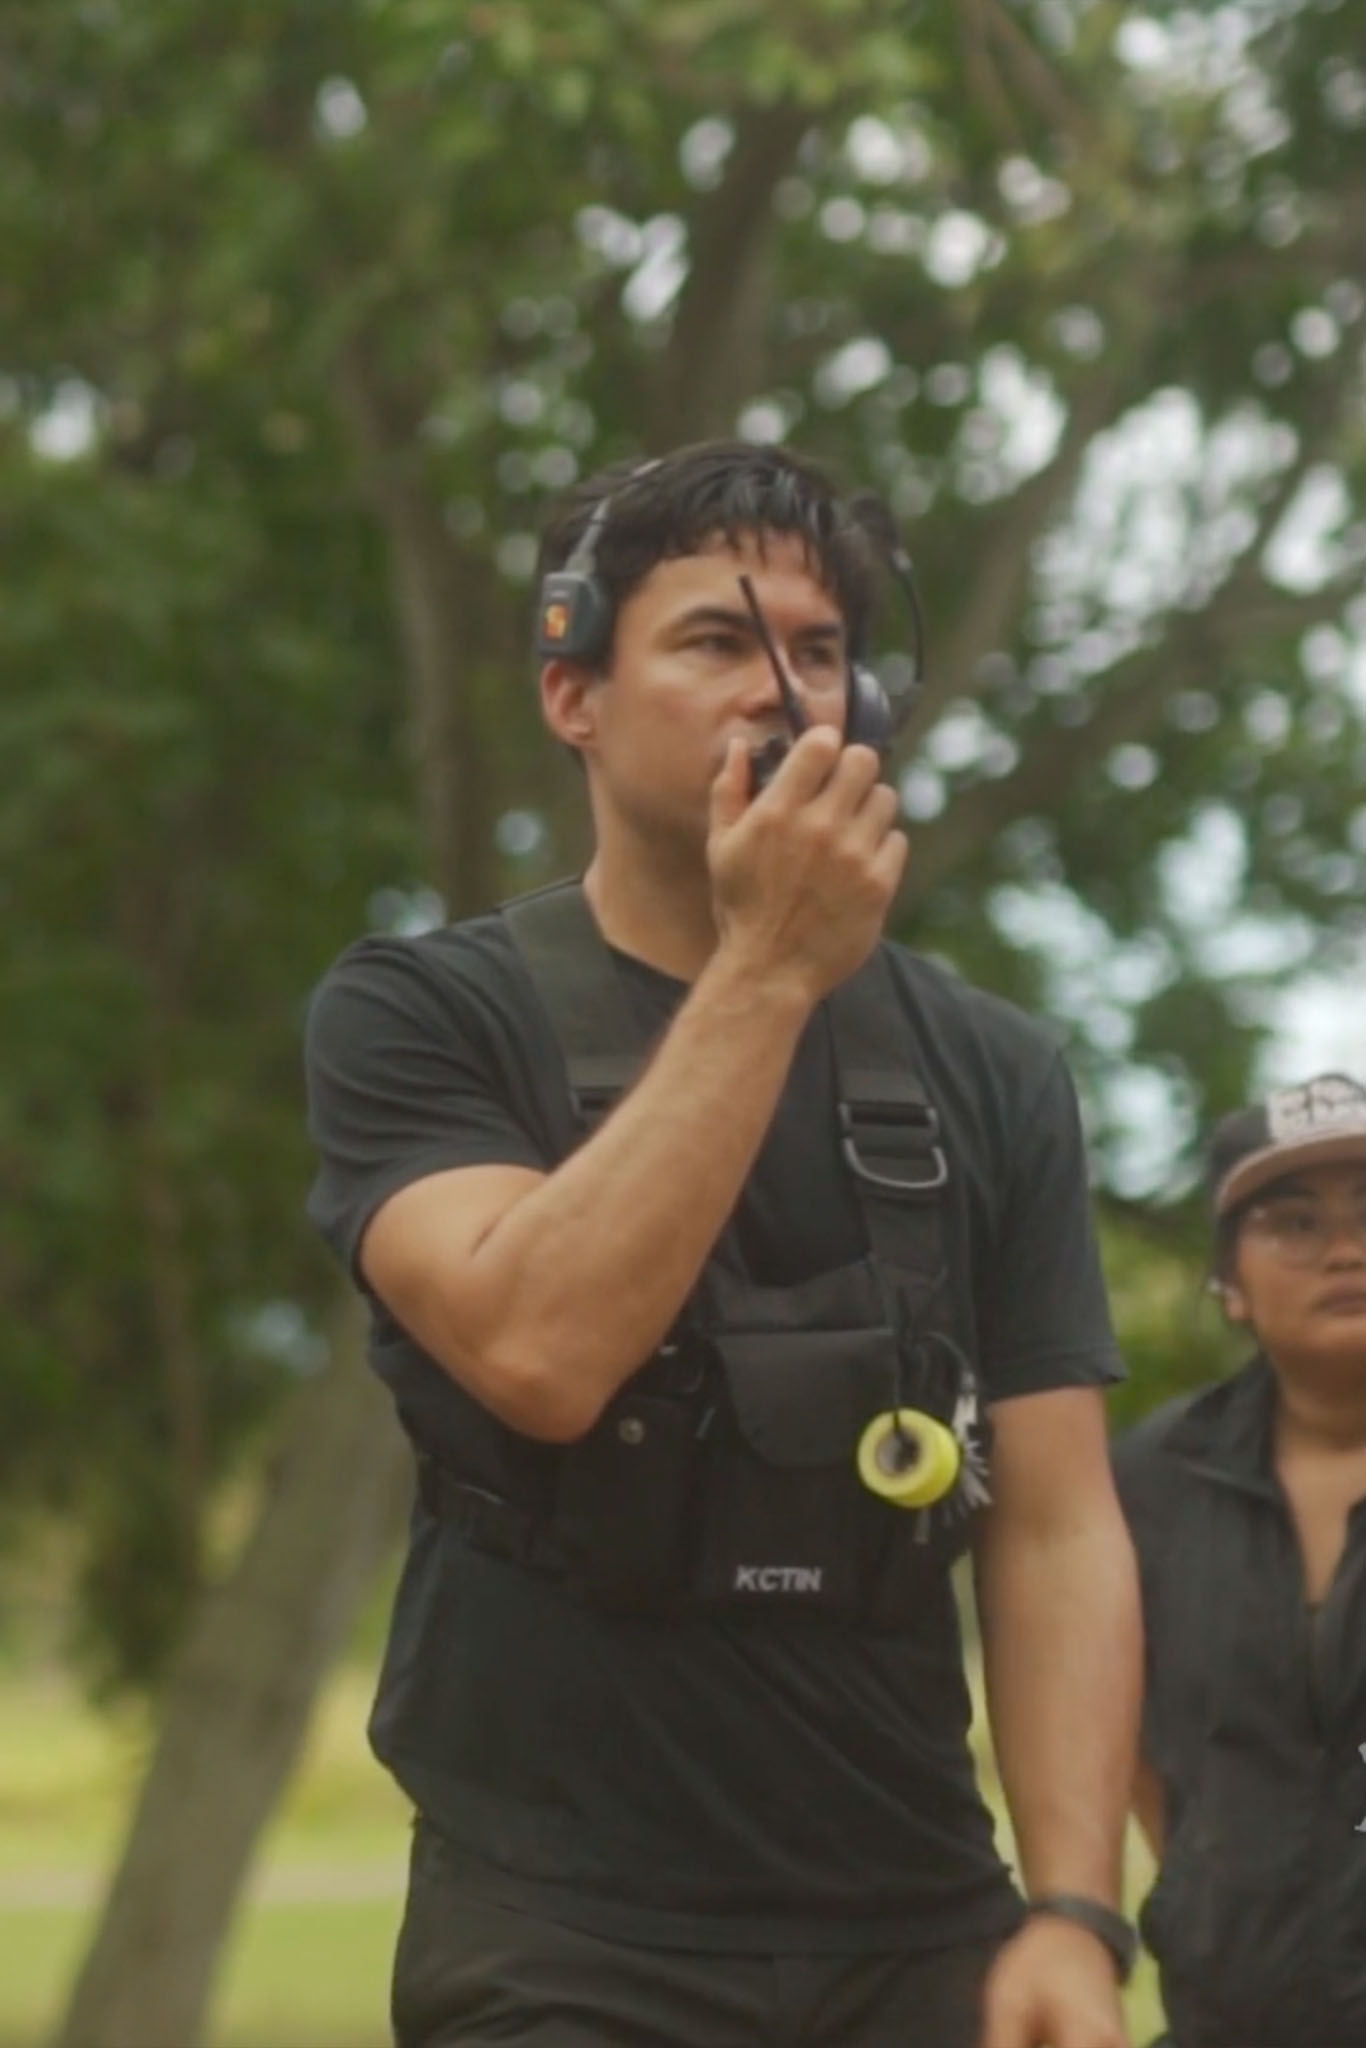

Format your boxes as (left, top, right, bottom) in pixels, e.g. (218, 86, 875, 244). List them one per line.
(823, 953, 950, 1289)
(825, 956, 948, 1190)
(416, 1455, 568, 1574)
(503, 880, 649, 1120)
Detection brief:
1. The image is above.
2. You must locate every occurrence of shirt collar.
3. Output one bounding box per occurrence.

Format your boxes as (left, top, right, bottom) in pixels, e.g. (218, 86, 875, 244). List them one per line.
(1162, 1354, 1281, 1500)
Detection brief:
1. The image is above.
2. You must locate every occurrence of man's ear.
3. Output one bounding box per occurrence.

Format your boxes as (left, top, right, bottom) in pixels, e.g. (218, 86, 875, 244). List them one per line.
(540, 658, 601, 753)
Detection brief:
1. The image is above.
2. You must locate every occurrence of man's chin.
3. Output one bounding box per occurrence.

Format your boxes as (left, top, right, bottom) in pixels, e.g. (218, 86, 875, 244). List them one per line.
(619, 792, 710, 859)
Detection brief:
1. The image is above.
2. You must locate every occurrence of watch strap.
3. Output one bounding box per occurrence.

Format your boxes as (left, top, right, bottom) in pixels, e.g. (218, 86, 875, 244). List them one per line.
(1024, 1891, 1138, 1985)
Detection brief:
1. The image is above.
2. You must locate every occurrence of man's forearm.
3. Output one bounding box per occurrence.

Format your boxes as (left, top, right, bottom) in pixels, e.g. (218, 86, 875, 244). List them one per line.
(975, 1501, 1143, 1904)
(467, 943, 811, 1433)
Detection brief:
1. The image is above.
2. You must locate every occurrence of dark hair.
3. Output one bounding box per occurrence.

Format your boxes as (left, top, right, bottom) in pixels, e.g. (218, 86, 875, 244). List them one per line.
(534, 440, 883, 665)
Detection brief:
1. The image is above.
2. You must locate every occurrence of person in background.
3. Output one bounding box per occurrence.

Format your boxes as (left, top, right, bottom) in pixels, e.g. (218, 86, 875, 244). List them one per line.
(1114, 1072, 1366, 2048)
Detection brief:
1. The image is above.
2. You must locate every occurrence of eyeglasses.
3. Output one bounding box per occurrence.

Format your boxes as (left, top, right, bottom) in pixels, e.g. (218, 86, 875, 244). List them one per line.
(1240, 1198, 1366, 1268)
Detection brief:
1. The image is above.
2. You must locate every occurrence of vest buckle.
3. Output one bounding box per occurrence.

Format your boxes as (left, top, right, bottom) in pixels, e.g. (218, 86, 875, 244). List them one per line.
(839, 1100, 948, 1197)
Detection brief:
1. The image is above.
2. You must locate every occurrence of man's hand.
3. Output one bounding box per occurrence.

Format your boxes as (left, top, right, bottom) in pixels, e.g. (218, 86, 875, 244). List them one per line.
(707, 726, 908, 1005)
(979, 1917, 1130, 2048)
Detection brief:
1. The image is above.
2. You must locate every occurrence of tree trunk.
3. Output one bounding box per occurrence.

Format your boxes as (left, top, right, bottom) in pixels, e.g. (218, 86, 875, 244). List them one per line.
(52, 325, 506, 2048)
(655, 103, 809, 444)
(50, 1301, 413, 2048)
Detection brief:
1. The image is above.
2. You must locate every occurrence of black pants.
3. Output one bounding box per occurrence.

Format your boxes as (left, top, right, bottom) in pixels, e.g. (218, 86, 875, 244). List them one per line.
(393, 1824, 1002, 2048)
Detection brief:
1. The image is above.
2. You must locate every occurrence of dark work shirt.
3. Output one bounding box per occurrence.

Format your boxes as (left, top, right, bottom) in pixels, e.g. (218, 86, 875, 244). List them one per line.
(1114, 1362, 1366, 2046)
(304, 909, 1123, 1951)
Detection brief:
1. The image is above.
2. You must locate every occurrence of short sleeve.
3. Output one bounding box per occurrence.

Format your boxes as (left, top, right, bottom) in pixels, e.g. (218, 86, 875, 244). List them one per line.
(976, 1054, 1125, 1400)
(303, 936, 549, 1282)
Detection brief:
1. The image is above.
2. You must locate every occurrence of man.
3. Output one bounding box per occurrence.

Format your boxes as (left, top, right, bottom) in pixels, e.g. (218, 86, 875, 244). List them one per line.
(1114, 1074, 1366, 2048)
(305, 441, 1141, 2048)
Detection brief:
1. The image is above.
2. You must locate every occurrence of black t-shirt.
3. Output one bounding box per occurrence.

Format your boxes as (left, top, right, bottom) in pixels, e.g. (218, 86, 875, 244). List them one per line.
(304, 910, 1123, 1952)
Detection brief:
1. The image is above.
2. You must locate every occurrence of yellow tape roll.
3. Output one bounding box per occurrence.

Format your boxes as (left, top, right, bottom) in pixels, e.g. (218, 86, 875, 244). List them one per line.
(856, 1408, 961, 1508)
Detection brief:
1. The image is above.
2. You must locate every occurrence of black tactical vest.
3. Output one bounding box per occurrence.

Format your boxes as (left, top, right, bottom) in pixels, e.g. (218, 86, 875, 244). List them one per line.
(417, 880, 992, 1626)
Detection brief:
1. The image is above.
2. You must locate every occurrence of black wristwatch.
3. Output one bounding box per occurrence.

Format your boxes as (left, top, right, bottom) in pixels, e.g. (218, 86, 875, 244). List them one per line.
(1024, 1892, 1138, 1985)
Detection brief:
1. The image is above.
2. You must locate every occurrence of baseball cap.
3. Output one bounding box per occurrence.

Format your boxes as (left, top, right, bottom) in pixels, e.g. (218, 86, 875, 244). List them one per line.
(1208, 1073, 1366, 1218)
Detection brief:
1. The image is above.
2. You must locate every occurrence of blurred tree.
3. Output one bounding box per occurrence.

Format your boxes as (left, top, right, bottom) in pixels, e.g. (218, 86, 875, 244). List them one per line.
(0, 0, 1360, 2040)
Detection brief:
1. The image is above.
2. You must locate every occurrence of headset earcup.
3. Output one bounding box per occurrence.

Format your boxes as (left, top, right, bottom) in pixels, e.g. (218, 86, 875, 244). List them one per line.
(845, 665, 896, 756)
(536, 570, 614, 664)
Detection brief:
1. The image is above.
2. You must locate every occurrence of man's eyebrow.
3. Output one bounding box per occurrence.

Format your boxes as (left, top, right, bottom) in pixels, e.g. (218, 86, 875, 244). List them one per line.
(667, 603, 844, 641)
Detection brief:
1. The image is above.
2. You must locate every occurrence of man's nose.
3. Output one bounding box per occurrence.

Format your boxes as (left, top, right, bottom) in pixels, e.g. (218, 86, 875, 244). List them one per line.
(738, 644, 808, 728)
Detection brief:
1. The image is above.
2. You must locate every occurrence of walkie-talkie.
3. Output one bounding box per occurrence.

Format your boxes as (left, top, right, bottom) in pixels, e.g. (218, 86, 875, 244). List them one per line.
(739, 574, 809, 793)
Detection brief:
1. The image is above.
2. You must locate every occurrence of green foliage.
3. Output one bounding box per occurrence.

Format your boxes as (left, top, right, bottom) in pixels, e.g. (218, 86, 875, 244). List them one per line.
(1099, 1201, 1246, 1430)
(1, 0, 1362, 1684)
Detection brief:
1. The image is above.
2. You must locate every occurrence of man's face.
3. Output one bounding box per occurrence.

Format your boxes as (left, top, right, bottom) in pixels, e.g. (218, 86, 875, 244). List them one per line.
(1224, 1161, 1366, 1372)
(543, 530, 851, 850)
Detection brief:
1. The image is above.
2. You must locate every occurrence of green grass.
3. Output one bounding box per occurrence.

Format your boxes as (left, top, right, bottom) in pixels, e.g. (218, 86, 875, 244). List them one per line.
(0, 1666, 407, 2048)
(0, 1899, 402, 2048)
(0, 1660, 1165, 2048)
(209, 1899, 402, 2048)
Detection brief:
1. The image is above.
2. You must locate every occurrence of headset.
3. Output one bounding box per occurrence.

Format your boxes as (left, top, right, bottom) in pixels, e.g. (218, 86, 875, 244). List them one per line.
(536, 475, 925, 779)
(536, 493, 620, 672)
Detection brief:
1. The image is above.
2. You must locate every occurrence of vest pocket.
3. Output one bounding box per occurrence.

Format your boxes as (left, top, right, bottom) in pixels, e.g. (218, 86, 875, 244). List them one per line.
(716, 1327, 891, 1465)
(692, 1327, 895, 1610)
(551, 1388, 703, 1610)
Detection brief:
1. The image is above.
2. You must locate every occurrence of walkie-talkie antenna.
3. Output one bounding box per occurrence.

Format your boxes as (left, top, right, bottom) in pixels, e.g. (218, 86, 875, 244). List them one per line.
(737, 574, 808, 738)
